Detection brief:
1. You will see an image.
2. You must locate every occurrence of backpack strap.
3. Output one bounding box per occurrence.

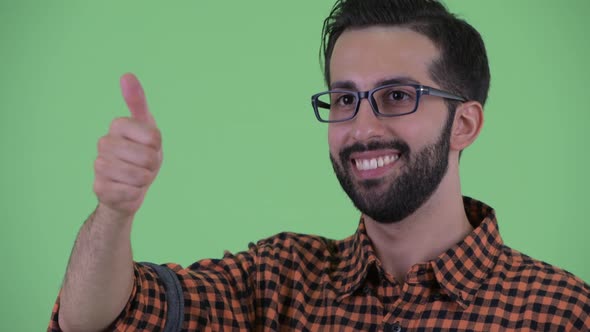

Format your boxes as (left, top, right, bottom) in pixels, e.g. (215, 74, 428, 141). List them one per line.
(140, 262, 184, 332)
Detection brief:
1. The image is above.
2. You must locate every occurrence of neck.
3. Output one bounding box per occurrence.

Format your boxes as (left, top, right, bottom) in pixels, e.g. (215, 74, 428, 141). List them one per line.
(363, 167, 472, 283)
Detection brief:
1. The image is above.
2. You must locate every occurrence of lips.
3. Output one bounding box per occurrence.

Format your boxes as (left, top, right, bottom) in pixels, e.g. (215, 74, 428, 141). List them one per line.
(349, 150, 402, 179)
(354, 154, 400, 171)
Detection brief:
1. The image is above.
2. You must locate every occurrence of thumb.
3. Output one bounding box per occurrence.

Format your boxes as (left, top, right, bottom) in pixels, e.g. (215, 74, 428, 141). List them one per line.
(120, 73, 156, 125)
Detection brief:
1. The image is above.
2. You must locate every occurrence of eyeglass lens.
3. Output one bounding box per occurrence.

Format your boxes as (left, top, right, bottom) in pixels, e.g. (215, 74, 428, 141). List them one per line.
(315, 85, 419, 122)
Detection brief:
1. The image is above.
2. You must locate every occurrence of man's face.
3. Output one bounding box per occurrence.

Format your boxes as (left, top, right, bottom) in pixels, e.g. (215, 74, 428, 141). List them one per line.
(328, 26, 454, 223)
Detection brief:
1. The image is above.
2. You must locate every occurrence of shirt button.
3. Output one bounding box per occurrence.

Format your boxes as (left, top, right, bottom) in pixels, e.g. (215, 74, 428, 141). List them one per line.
(362, 286, 372, 295)
(432, 293, 442, 301)
(385, 322, 402, 332)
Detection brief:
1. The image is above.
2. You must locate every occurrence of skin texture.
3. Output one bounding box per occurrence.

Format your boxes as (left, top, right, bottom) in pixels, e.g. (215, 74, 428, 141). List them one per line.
(58, 74, 163, 332)
(328, 26, 484, 282)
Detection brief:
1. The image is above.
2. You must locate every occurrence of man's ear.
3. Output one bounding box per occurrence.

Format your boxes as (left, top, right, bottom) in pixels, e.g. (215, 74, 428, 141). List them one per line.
(450, 101, 484, 151)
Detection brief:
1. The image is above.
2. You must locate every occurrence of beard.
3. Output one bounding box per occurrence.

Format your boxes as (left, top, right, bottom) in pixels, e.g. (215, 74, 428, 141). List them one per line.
(330, 113, 453, 224)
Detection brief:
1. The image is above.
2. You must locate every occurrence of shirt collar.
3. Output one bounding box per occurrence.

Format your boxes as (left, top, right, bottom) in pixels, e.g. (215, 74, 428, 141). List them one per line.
(332, 196, 504, 308)
(328, 215, 378, 297)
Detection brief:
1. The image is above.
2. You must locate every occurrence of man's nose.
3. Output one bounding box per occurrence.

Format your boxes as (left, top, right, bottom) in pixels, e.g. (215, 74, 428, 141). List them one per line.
(351, 99, 387, 142)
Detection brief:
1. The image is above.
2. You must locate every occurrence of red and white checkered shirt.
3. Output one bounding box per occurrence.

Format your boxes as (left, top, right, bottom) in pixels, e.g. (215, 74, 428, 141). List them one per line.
(49, 197, 590, 331)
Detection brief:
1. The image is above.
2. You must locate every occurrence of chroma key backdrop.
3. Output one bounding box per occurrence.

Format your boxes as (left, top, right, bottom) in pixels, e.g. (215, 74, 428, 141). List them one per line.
(0, 1, 588, 330)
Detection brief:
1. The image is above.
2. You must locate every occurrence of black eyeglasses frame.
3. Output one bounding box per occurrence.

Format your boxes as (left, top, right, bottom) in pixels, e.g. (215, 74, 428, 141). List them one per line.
(311, 84, 467, 123)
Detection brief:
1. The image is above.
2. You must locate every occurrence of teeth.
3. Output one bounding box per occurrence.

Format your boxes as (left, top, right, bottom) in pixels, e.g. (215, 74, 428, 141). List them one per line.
(355, 154, 399, 171)
(370, 159, 377, 169)
(362, 159, 370, 169)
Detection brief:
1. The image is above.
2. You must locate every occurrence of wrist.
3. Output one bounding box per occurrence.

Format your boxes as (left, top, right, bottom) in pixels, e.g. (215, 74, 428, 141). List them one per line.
(92, 204, 135, 232)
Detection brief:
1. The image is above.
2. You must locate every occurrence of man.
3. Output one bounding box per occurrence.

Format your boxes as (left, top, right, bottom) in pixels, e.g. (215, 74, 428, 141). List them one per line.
(49, 0, 590, 331)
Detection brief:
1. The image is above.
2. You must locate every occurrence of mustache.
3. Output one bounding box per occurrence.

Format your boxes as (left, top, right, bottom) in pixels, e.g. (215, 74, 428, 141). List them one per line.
(339, 140, 411, 163)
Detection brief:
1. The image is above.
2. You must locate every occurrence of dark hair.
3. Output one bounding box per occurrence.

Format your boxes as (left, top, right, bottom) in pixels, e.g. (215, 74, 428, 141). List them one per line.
(321, 0, 490, 107)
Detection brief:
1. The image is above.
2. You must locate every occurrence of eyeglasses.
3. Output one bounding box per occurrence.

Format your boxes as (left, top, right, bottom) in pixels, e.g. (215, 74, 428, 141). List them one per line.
(311, 84, 466, 123)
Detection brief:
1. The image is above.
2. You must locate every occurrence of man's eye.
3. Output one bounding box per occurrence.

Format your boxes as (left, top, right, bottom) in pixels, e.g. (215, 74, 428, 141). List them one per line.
(337, 94, 356, 105)
(389, 90, 410, 101)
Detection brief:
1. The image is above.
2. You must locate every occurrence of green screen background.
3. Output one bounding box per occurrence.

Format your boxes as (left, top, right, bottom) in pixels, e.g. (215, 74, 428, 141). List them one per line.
(1, 1, 588, 330)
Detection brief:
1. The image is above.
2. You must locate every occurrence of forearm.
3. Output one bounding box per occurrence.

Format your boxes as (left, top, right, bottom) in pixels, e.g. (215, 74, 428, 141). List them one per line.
(58, 206, 135, 332)
(56, 73, 162, 331)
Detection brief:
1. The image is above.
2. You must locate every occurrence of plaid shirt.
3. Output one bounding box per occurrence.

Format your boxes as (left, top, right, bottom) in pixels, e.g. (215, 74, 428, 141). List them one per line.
(49, 197, 590, 331)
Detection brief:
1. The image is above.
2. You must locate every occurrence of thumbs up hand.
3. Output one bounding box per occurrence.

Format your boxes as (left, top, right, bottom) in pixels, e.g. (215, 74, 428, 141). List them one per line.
(93, 73, 163, 221)
(120, 73, 157, 125)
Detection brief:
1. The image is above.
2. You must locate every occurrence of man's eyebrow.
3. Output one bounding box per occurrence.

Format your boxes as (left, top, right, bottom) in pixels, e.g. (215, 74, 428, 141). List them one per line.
(376, 76, 420, 86)
(330, 80, 357, 90)
(329, 76, 421, 90)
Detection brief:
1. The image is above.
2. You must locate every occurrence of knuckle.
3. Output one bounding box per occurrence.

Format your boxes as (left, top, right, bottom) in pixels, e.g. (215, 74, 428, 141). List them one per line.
(97, 136, 108, 153)
(93, 180, 105, 196)
(143, 152, 158, 170)
(137, 169, 153, 184)
(153, 128, 162, 142)
(147, 128, 162, 148)
(135, 149, 155, 170)
(94, 157, 106, 173)
(148, 157, 159, 171)
(109, 117, 128, 133)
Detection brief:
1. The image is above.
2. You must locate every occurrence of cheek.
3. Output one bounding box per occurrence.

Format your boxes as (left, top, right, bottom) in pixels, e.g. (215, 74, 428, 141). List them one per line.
(396, 110, 444, 147)
(400, 125, 422, 145)
(327, 125, 345, 157)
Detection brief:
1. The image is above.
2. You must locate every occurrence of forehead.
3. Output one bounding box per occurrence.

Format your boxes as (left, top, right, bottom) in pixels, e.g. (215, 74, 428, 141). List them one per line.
(330, 26, 440, 89)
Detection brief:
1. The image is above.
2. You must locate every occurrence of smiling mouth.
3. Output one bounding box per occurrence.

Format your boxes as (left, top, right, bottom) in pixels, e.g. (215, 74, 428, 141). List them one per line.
(353, 153, 400, 171)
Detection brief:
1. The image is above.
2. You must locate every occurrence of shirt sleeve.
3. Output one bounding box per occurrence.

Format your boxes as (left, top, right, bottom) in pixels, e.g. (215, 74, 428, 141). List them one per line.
(47, 247, 258, 331)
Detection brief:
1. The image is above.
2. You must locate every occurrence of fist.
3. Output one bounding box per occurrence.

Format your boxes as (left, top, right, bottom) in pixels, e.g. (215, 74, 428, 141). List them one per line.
(93, 73, 163, 219)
